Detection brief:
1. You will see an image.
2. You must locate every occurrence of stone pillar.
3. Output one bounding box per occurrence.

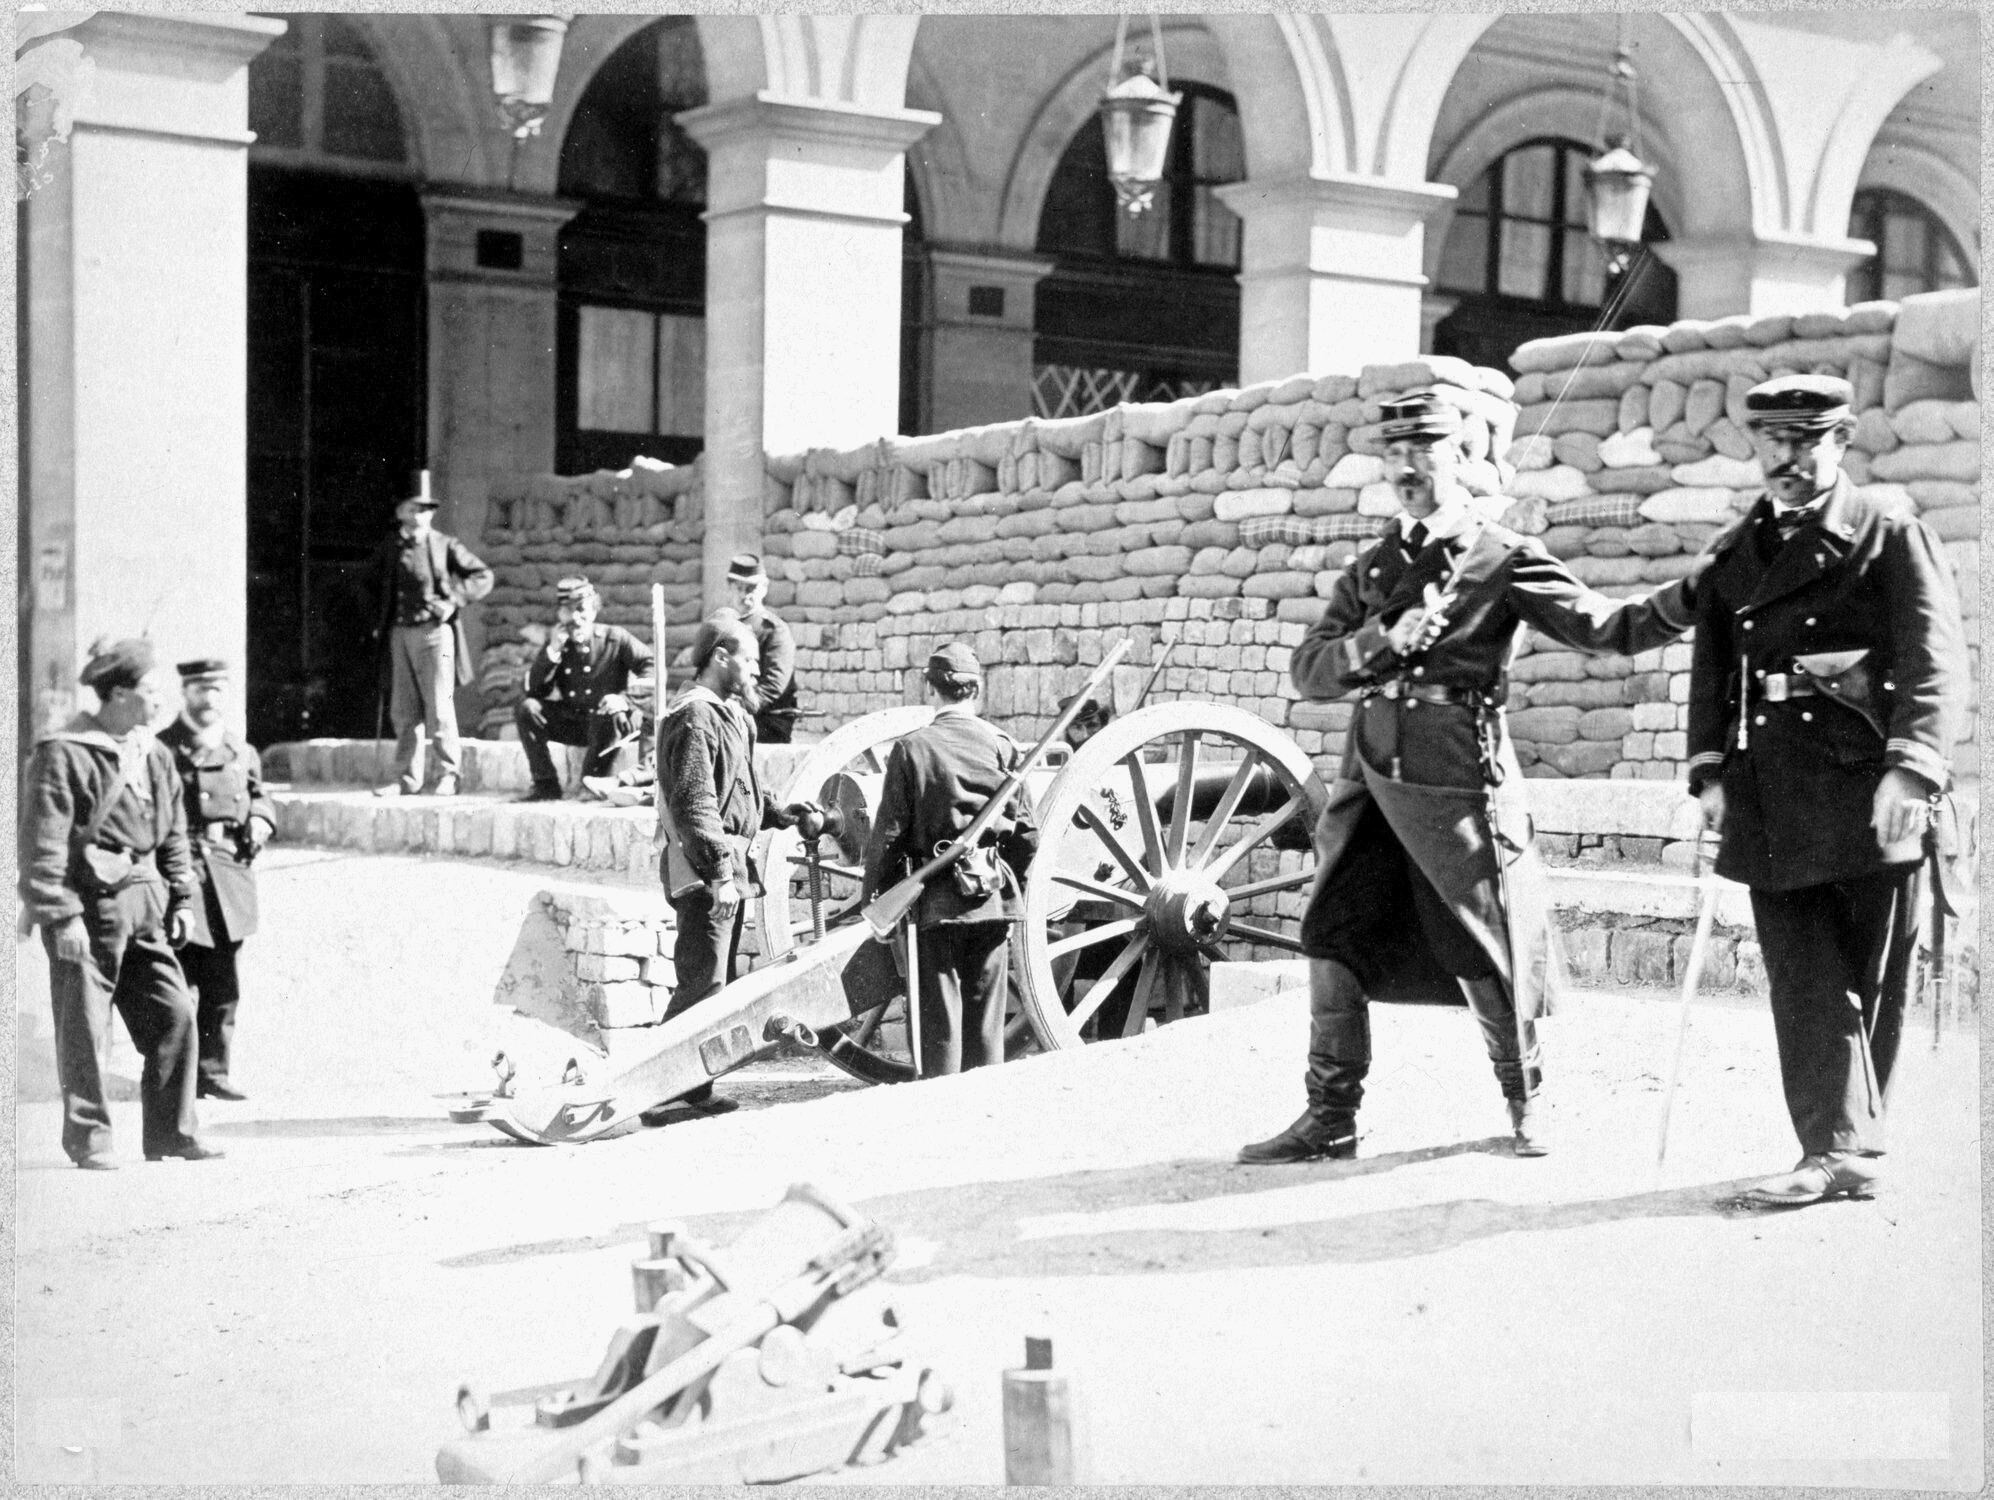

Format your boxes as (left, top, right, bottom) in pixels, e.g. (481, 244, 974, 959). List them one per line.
(922, 249, 1055, 433)
(1651, 232, 1876, 319)
(1216, 174, 1456, 383)
(680, 95, 939, 602)
(1419, 292, 1460, 356)
(420, 190, 577, 720)
(20, 13, 282, 739)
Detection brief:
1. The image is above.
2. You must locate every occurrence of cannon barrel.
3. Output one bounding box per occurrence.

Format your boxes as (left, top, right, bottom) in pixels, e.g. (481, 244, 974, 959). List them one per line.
(1152, 759, 1291, 824)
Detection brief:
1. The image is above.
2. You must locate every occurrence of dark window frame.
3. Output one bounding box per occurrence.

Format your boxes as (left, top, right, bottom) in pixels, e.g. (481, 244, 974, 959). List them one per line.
(1847, 187, 1975, 304)
(247, 14, 410, 172)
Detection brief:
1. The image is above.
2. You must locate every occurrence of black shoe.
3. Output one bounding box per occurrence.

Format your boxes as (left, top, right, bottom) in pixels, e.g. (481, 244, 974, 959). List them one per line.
(145, 1142, 226, 1163)
(1237, 1110, 1357, 1165)
(198, 1080, 247, 1101)
(72, 1152, 119, 1172)
(516, 783, 564, 803)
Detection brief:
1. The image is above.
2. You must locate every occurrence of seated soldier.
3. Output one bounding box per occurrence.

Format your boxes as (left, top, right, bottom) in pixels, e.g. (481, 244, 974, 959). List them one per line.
(513, 576, 655, 802)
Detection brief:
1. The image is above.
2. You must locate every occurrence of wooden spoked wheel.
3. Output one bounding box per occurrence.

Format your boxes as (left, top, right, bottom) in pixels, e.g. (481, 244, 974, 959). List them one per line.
(1019, 704, 1326, 1051)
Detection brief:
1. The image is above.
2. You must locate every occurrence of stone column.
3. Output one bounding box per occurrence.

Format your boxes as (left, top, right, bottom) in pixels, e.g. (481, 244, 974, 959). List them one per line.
(20, 13, 282, 739)
(679, 95, 938, 601)
(922, 249, 1055, 433)
(1651, 232, 1876, 319)
(1216, 174, 1456, 383)
(420, 189, 577, 720)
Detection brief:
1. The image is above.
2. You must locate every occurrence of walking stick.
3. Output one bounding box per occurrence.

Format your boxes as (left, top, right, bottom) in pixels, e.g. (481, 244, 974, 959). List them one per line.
(371, 636, 391, 788)
(1657, 833, 1719, 1168)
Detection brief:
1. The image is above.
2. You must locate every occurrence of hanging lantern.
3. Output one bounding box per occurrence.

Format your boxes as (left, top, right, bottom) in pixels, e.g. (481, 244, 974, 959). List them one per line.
(489, 16, 568, 140)
(1584, 137, 1654, 269)
(1097, 17, 1180, 217)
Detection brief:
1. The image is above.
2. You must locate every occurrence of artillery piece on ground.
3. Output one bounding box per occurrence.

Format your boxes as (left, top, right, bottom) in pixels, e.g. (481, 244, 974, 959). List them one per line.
(465, 639, 1327, 1144)
(437, 1184, 949, 1484)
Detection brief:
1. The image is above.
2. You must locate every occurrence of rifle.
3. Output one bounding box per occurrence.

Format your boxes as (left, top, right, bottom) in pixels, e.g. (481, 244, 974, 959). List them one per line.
(863, 637, 1133, 938)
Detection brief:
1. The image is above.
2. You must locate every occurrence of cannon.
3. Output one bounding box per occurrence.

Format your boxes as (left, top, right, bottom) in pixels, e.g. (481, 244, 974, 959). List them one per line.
(436, 1184, 950, 1484)
(466, 639, 1327, 1144)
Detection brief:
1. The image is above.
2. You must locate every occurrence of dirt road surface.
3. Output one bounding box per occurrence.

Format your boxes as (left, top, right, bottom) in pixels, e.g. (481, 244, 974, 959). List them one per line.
(15, 849, 1982, 1486)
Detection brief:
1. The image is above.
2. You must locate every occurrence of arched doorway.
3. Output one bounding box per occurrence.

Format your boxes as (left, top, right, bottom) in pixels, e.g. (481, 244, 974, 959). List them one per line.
(555, 18, 707, 475)
(1431, 136, 1676, 375)
(1031, 82, 1243, 417)
(245, 15, 425, 743)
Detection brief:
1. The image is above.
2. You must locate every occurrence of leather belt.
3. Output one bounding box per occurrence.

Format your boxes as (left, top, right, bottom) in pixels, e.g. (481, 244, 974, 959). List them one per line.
(1758, 672, 1823, 703)
(1359, 681, 1496, 709)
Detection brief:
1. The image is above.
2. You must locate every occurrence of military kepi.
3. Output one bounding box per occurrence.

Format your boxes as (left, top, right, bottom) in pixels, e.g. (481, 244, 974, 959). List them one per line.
(1743, 374, 1852, 432)
(176, 658, 229, 682)
(927, 642, 983, 687)
(725, 553, 769, 585)
(554, 575, 595, 603)
(1378, 389, 1463, 444)
(79, 636, 155, 691)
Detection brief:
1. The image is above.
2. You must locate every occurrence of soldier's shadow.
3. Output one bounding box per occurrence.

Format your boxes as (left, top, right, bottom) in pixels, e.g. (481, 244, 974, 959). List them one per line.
(15, 1006, 139, 1104)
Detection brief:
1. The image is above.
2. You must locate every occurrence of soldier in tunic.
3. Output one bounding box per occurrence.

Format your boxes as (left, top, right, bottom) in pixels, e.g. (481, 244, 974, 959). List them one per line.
(513, 576, 655, 802)
(1239, 391, 1699, 1165)
(158, 659, 276, 1100)
(20, 639, 220, 1168)
(653, 614, 815, 1114)
(1685, 375, 1968, 1207)
(724, 554, 801, 743)
(862, 644, 1040, 1076)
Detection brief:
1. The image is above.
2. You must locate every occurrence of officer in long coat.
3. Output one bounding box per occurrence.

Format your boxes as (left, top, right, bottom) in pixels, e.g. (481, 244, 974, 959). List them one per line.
(158, 658, 276, 1100)
(1239, 391, 1700, 1165)
(20, 639, 219, 1168)
(1685, 375, 1967, 1207)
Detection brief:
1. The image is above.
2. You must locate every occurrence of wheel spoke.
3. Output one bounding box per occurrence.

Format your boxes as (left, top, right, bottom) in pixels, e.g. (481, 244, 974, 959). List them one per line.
(1122, 752, 1165, 875)
(1047, 916, 1143, 960)
(1222, 867, 1317, 901)
(1204, 796, 1307, 881)
(1051, 872, 1146, 909)
(1076, 805, 1153, 892)
(1165, 732, 1200, 870)
(1122, 947, 1164, 1038)
(1223, 919, 1311, 955)
(1069, 933, 1150, 1031)
(1186, 752, 1263, 868)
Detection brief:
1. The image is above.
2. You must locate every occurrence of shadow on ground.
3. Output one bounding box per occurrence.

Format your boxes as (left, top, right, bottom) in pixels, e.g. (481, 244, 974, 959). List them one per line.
(438, 1143, 1772, 1276)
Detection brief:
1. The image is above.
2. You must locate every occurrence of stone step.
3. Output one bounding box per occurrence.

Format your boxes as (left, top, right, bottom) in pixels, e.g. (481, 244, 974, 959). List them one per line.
(263, 737, 817, 798)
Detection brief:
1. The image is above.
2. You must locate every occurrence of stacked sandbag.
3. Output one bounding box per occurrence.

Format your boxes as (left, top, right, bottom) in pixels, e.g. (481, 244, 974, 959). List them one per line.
(480, 459, 705, 655)
(474, 625, 546, 738)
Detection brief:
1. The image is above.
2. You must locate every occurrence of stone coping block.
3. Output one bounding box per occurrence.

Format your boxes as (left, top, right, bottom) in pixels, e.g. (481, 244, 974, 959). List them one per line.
(264, 737, 818, 799)
(1528, 778, 1704, 840)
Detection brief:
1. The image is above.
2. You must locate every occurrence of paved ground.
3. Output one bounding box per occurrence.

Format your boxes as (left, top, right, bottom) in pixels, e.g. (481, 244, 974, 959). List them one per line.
(14, 848, 1983, 1487)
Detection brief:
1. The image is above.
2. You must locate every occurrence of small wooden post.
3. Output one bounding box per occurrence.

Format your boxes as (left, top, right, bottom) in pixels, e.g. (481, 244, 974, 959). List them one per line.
(650, 582, 668, 701)
(1002, 1334, 1083, 1484)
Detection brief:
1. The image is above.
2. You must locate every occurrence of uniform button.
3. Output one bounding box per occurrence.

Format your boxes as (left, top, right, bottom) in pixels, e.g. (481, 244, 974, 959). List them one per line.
(1412, 666, 1425, 677)
(1754, 715, 1766, 726)
(1804, 617, 1816, 626)
(1742, 620, 1754, 630)
(1801, 712, 1813, 722)
(1368, 568, 1380, 579)
(1407, 699, 1420, 710)
(1755, 669, 1765, 679)
(1884, 681, 1895, 691)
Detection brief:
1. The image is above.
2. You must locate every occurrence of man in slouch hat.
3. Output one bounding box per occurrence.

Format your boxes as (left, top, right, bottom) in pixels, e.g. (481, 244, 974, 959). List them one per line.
(1239, 390, 1699, 1164)
(512, 576, 655, 802)
(158, 658, 275, 1100)
(20, 638, 220, 1167)
(862, 643, 1039, 1076)
(1684, 374, 1968, 1207)
(725, 554, 801, 743)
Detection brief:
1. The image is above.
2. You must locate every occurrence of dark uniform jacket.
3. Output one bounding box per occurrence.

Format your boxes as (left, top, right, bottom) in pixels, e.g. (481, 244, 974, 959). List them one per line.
(21, 718, 197, 928)
(744, 607, 800, 732)
(863, 708, 1041, 927)
(1685, 476, 1967, 891)
(524, 624, 654, 714)
(157, 717, 276, 948)
(369, 528, 494, 687)
(656, 686, 787, 897)
(1292, 518, 1696, 1008)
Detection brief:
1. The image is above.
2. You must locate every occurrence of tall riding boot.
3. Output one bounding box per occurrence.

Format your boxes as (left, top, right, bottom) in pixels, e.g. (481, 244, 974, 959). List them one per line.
(1459, 976, 1547, 1156)
(1239, 960, 1369, 1164)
